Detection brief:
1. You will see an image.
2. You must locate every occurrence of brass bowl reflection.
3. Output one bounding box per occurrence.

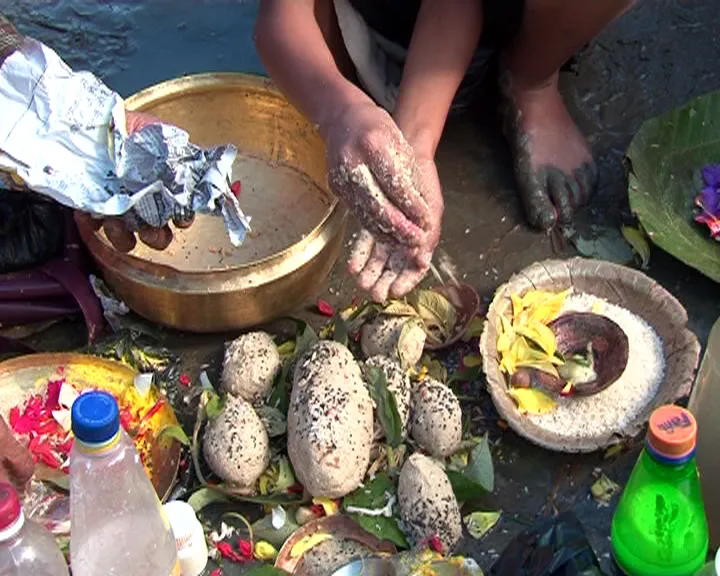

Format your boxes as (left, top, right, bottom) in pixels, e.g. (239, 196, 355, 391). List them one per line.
(76, 73, 348, 332)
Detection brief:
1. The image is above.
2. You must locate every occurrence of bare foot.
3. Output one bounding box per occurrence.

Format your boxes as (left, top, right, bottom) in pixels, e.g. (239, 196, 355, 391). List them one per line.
(500, 71, 598, 230)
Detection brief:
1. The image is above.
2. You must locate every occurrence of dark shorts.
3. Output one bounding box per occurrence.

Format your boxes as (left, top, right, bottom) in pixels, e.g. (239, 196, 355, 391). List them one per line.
(334, 0, 525, 112)
(347, 0, 525, 51)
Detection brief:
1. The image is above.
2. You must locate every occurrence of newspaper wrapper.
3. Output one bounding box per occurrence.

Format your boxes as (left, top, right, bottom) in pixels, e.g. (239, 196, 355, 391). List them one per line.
(0, 38, 251, 246)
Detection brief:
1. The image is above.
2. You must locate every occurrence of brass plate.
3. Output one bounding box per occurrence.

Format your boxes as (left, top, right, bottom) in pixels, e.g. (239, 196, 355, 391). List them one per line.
(76, 73, 348, 332)
(0, 353, 181, 501)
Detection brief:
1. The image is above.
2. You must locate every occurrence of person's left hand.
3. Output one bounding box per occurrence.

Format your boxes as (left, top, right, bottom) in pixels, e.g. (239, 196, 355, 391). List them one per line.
(348, 156, 443, 302)
(75, 111, 196, 252)
(0, 416, 34, 491)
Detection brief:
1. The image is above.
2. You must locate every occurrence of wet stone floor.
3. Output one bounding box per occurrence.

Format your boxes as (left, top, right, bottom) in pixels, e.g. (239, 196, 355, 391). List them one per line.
(3, 0, 720, 572)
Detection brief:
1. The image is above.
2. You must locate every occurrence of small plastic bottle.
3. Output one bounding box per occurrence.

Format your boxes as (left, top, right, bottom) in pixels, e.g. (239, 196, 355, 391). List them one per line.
(611, 405, 709, 576)
(69, 391, 180, 576)
(0, 482, 69, 576)
(163, 500, 209, 576)
(689, 316, 720, 550)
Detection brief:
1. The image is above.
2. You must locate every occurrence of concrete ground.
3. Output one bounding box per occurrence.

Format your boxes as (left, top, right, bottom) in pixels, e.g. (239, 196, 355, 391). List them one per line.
(3, 0, 720, 572)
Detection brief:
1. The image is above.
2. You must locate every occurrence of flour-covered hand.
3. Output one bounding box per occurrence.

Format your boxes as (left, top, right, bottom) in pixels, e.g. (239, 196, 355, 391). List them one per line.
(326, 102, 434, 254)
(348, 158, 443, 302)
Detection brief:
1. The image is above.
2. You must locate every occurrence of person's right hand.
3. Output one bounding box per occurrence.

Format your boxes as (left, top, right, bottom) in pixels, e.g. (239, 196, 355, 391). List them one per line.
(326, 102, 434, 256)
(0, 416, 35, 491)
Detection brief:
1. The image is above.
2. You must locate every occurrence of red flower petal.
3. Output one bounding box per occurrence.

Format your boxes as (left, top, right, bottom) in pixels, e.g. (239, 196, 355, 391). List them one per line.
(317, 299, 334, 317)
(8, 407, 20, 429)
(287, 483, 304, 494)
(45, 379, 63, 410)
(216, 541, 245, 563)
(237, 539, 253, 559)
(428, 535, 443, 553)
(210, 569, 223, 576)
(230, 180, 242, 197)
(309, 504, 325, 518)
(178, 374, 191, 387)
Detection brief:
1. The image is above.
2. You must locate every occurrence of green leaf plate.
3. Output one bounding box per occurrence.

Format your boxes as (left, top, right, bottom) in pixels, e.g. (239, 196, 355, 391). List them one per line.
(627, 90, 720, 282)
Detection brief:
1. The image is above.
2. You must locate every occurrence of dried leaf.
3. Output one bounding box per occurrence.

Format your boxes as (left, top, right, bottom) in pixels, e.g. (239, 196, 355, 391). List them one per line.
(591, 473, 620, 506)
(508, 388, 556, 414)
(413, 290, 457, 342)
(157, 424, 191, 446)
(464, 511, 501, 540)
(621, 225, 651, 269)
(397, 318, 424, 369)
(383, 300, 420, 317)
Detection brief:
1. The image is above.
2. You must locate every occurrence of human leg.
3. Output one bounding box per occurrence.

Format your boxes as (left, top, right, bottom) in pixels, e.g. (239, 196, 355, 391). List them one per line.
(500, 0, 637, 230)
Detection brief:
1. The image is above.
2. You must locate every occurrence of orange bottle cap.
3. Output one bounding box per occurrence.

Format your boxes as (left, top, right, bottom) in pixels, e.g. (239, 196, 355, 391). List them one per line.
(647, 405, 697, 460)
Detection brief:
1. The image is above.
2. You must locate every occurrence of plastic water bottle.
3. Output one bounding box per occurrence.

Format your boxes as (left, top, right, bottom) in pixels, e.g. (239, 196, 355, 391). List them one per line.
(69, 390, 180, 576)
(0, 482, 69, 576)
(611, 405, 708, 576)
(689, 316, 720, 550)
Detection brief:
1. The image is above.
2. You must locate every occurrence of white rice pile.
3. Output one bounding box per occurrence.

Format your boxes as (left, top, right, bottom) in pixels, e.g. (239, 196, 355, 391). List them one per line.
(526, 292, 665, 439)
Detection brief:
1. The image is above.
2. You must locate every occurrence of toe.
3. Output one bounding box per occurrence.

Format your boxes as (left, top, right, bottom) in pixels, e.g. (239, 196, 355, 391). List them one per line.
(516, 168, 557, 231)
(573, 161, 599, 207)
(546, 168, 577, 224)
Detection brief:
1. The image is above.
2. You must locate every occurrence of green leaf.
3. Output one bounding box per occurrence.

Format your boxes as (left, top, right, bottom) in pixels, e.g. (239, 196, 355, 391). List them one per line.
(627, 90, 720, 283)
(269, 320, 318, 415)
(464, 511, 501, 540)
(34, 464, 70, 491)
(276, 340, 296, 356)
(621, 225, 651, 269)
(462, 355, 483, 368)
(571, 227, 634, 265)
(343, 474, 408, 549)
(462, 316, 485, 342)
(157, 424, 191, 446)
(187, 487, 229, 512)
(243, 566, 288, 576)
(205, 392, 225, 419)
(251, 513, 300, 548)
(447, 435, 494, 501)
(255, 405, 287, 438)
(448, 365, 482, 385)
(333, 312, 349, 346)
(364, 366, 403, 448)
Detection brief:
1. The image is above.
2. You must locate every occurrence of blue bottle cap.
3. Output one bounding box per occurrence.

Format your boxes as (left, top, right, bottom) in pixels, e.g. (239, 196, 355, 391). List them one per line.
(71, 391, 120, 444)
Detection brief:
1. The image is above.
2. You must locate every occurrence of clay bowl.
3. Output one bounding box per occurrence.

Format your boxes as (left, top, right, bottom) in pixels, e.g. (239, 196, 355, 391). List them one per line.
(480, 258, 701, 453)
(76, 73, 348, 333)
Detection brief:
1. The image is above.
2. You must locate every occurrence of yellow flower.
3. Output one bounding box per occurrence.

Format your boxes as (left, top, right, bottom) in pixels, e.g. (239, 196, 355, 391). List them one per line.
(290, 533, 333, 558)
(254, 541, 278, 561)
(508, 388, 556, 414)
(312, 497, 339, 516)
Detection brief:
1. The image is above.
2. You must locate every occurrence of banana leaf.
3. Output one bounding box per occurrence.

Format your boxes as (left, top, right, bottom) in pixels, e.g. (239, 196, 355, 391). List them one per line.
(627, 90, 720, 283)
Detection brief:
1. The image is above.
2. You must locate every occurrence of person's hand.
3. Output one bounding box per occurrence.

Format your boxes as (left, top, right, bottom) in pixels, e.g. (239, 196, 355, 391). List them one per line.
(75, 110, 195, 253)
(0, 416, 34, 491)
(326, 102, 435, 256)
(348, 155, 443, 302)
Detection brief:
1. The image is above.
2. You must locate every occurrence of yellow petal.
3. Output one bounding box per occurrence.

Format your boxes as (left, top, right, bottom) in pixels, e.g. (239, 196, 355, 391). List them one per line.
(511, 294, 524, 321)
(515, 322, 557, 357)
(508, 388, 557, 414)
(290, 533, 333, 558)
(312, 497, 339, 516)
(515, 360, 560, 378)
(254, 540, 278, 561)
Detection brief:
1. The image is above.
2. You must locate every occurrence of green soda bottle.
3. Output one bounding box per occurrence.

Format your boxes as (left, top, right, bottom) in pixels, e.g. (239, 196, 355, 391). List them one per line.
(611, 405, 709, 575)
